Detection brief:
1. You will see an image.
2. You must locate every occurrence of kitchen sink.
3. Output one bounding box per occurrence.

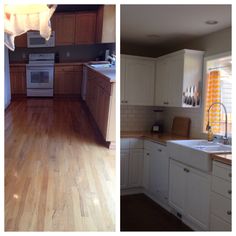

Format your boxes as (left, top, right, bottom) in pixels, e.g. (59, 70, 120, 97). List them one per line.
(167, 139, 231, 172)
(90, 63, 112, 68)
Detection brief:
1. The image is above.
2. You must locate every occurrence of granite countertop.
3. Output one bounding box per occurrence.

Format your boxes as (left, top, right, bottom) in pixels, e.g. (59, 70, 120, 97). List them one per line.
(121, 131, 191, 145)
(211, 153, 232, 165)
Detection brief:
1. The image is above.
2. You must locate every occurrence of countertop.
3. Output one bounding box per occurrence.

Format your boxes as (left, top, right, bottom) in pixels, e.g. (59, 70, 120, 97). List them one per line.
(211, 153, 232, 165)
(121, 131, 190, 145)
(85, 64, 116, 82)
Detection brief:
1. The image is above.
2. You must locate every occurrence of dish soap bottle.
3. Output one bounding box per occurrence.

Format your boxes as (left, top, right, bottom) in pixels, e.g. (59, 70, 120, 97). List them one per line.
(207, 126, 214, 141)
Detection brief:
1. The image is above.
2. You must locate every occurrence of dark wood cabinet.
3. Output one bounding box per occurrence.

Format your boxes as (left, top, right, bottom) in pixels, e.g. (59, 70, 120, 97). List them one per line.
(10, 65, 26, 96)
(14, 33, 27, 48)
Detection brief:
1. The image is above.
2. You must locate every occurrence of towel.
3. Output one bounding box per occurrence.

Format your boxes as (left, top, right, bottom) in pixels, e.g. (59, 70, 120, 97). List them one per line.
(4, 4, 57, 51)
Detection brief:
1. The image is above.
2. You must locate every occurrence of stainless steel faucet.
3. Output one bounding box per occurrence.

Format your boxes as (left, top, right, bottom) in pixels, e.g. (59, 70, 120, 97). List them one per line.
(206, 102, 229, 145)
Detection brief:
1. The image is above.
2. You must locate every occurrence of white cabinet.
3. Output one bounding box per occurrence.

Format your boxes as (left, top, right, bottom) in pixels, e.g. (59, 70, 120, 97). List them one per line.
(210, 161, 231, 231)
(120, 138, 144, 189)
(121, 55, 155, 106)
(143, 141, 169, 203)
(169, 159, 211, 230)
(155, 49, 204, 107)
(121, 150, 129, 189)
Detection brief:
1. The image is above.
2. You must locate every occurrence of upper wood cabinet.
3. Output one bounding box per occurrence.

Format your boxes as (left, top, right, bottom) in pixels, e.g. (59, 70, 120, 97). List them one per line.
(10, 65, 26, 96)
(14, 33, 27, 48)
(75, 12, 97, 44)
(121, 54, 156, 106)
(52, 13, 76, 45)
(155, 49, 204, 107)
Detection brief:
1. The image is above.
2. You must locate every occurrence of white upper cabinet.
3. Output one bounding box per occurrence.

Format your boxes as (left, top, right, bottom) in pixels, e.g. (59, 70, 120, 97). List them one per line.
(155, 49, 204, 107)
(121, 55, 155, 106)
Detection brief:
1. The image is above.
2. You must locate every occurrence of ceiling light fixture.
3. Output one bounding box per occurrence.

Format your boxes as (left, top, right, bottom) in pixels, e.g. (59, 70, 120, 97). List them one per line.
(205, 20, 218, 25)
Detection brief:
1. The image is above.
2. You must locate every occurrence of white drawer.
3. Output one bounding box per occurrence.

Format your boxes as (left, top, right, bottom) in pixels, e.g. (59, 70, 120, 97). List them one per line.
(210, 214, 231, 231)
(129, 138, 143, 149)
(144, 140, 166, 151)
(212, 161, 231, 182)
(121, 138, 130, 150)
(211, 192, 231, 223)
(212, 176, 231, 199)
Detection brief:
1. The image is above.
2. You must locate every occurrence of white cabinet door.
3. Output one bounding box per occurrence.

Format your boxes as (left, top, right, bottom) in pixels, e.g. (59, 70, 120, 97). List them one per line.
(125, 58, 155, 105)
(143, 149, 151, 190)
(169, 159, 186, 214)
(121, 55, 126, 104)
(185, 167, 211, 230)
(128, 149, 144, 187)
(121, 150, 129, 189)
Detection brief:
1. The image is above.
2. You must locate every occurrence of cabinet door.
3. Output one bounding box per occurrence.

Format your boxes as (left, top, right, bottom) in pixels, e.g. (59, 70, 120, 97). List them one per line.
(10, 66, 26, 95)
(121, 151, 129, 189)
(185, 167, 211, 230)
(120, 55, 126, 104)
(169, 160, 186, 214)
(125, 58, 155, 105)
(14, 33, 27, 48)
(155, 59, 169, 106)
(143, 150, 151, 190)
(75, 12, 97, 44)
(53, 14, 76, 45)
(128, 149, 144, 187)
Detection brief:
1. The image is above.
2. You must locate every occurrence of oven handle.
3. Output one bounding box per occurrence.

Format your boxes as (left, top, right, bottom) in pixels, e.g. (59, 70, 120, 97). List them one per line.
(26, 66, 54, 70)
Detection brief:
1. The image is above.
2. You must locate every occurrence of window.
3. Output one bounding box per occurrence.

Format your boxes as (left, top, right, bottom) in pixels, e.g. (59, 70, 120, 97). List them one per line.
(203, 55, 232, 136)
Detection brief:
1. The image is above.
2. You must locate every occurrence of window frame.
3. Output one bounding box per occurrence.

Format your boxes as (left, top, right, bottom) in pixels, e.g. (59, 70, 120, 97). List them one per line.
(201, 51, 232, 137)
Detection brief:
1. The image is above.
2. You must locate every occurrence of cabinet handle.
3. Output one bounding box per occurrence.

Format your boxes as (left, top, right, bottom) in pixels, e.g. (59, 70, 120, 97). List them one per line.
(158, 149, 162, 152)
(184, 168, 190, 173)
(163, 102, 169, 105)
(146, 153, 150, 156)
(227, 210, 231, 216)
(228, 190, 232, 195)
(125, 101, 128, 103)
(228, 173, 232, 178)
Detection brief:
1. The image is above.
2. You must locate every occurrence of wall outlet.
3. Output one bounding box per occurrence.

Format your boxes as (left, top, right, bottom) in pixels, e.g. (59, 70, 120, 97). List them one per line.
(66, 51, 70, 57)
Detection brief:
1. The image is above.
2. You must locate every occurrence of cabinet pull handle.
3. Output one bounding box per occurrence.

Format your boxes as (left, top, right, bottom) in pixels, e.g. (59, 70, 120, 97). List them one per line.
(146, 153, 150, 156)
(184, 168, 189, 173)
(228, 190, 232, 195)
(158, 149, 162, 152)
(227, 210, 231, 216)
(229, 173, 232, 178)
(163, 102, 169, 105)
(125, 101, 128, 103)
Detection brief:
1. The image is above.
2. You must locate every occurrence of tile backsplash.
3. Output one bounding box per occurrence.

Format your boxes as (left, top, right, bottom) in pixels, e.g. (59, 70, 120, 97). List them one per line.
(121, 105, 163, 132)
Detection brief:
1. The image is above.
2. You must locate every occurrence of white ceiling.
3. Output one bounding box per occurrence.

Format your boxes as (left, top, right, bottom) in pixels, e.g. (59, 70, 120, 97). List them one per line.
(121, 5, 231, 47)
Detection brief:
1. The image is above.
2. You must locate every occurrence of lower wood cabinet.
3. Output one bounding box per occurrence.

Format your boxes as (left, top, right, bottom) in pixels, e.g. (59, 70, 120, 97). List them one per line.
(85, 66, 115, 142)
(54, 65, 83, 96)
(10, 65, 26, 96)
(169, 159, 211, 230)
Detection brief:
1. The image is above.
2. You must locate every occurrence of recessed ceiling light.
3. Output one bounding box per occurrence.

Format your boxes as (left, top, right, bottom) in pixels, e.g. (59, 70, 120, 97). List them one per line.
(146, 34, 160, 39)
(205, 20, 218, 25)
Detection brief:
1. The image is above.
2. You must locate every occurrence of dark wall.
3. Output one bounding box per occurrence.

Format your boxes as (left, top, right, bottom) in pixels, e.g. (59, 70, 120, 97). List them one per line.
(9, 43, 116, 63)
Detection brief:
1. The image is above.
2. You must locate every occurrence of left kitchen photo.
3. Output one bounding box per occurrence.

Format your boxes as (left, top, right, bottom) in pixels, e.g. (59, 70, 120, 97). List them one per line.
(4, 4, 116, 231)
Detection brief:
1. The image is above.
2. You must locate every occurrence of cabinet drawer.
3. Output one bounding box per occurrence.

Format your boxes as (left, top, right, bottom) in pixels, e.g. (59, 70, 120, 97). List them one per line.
(55, 66, 74, 72)
(210, 214, 231, 231)
(211, 192, 231, 223)
(212, 161, 231, 182)
(121, 138, 130, 150)
(212, 176, 231, 199)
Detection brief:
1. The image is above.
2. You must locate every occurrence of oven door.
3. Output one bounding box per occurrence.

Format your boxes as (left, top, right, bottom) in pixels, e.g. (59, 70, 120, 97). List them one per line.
(26, 66, 54, 89)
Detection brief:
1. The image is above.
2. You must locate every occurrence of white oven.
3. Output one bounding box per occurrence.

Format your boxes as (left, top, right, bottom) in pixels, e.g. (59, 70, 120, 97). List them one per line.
(27, 31, 55, 48)
(26, 54, 54, 97)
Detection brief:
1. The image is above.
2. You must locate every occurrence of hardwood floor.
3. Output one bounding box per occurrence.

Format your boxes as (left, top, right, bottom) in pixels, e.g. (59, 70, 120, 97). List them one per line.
(5, 98, 115, 231)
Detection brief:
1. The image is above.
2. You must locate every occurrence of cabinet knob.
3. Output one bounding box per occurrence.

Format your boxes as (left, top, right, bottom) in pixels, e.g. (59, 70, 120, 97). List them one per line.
(158, 149, 162, 152)
(184, 167, 190, 173)
(227, 210, 231, 216)
(229, 173, 232, 178)
(146, 153, 150, 156)
(228, 190, 232, 195)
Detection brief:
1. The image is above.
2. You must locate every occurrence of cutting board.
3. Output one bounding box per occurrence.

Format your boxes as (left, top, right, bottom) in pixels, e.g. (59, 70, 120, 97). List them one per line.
(171, 116, 191, 137)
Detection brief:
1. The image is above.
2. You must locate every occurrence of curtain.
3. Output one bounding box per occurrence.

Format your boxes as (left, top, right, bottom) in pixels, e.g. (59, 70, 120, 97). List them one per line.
(205, 70, 221, 134)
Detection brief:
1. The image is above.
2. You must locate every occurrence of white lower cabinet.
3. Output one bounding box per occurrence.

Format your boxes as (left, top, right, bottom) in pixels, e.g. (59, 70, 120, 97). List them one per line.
(169, 159, 211, 230)
(121, 150, 129, 189)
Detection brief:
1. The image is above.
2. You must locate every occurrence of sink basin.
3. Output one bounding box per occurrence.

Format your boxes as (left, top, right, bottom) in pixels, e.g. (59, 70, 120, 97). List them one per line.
(167, 139, 231, 172)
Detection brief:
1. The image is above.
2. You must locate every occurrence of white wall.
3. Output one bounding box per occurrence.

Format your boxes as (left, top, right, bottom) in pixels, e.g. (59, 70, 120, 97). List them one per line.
(5, 46, 11, 109)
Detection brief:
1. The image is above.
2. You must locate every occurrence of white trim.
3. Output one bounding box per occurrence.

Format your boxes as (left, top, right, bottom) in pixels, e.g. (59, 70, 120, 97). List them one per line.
(200, 51, 231, 136)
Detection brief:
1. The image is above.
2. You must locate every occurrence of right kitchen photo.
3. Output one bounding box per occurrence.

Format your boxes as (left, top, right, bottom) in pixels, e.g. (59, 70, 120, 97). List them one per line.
(120, 4, 232, 231)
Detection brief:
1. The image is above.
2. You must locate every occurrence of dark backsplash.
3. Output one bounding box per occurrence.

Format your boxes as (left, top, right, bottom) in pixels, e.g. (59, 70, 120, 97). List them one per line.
(9, 43, 116, 63)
